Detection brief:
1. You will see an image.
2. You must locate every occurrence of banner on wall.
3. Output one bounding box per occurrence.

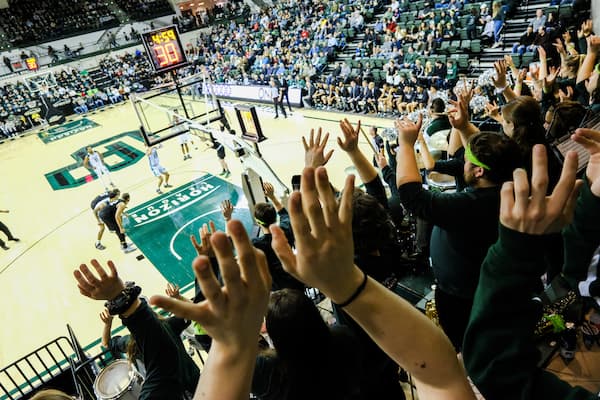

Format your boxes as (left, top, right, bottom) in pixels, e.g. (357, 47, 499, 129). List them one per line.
(201, 83, 302, 106)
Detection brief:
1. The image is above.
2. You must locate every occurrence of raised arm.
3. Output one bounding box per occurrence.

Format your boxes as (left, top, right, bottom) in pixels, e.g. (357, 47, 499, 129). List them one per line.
(262, 182, 283, 211)
(395, 115, 423, 187)
(492, 60, 517, 102)
(448, 88, 479, 147)
(417, 131, 436, 171)
(271, 167, 475, 400)
(463, 146, 589, 400)
(576, 35, 599, 84)
(99, 309, 113, 348)
(151, 221, 271, 400)
(337, 119, 378, 184)
(562, 128, 600, 286)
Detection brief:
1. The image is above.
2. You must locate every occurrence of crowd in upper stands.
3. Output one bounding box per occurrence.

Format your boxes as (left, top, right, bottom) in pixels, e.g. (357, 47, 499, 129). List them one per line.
(0, 0, 119, 47)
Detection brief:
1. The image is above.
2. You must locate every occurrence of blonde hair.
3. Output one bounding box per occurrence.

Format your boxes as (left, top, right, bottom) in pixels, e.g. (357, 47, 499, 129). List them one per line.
(31, 389, 72, 400)
(492, 1, 502, 15)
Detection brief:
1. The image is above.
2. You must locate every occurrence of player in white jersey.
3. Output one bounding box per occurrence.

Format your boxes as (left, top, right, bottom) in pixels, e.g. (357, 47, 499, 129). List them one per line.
(83, 146, 115, 191)
(172, 110, 192, 160)
(146, 145, 171, 194)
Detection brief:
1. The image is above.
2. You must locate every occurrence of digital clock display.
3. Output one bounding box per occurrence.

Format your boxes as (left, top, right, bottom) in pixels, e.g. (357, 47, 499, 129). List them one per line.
(141, 25, 189, 73)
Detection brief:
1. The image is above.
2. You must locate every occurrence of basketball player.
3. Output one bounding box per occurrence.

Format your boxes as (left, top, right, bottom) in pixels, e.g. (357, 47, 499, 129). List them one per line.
(214, 125, 231, 177)
(172, 110, 192, 160)
(98, 192, 136, 253)
(91, 188, 120, 250)
(146, 145, 172, 194)
(0, 209, 19, 250)
(83, 146, 115, 191)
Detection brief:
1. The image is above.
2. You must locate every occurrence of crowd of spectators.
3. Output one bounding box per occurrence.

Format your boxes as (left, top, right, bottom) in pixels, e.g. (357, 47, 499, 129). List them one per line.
(114, 0, 174, 22)
(0, 0, 119, 47)
(185, 0, 383, 87)
(6, 0, 600, 399)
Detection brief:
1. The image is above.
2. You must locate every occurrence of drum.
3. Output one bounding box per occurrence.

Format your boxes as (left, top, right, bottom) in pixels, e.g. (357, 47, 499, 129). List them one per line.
(93, 360, 143, 400)
(427, 172, 456, 193)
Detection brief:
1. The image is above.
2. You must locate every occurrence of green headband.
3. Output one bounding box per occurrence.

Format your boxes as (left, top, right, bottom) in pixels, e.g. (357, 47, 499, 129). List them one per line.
(255, 217, 267, 226)
(465, 144, 491, 171)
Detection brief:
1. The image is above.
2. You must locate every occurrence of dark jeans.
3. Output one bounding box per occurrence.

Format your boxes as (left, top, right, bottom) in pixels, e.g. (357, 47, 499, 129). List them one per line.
(0, 220, 16, 247)
(281, 91, 292, 111)
(272, 98, 287, 117)
(435, 288, 473, 352)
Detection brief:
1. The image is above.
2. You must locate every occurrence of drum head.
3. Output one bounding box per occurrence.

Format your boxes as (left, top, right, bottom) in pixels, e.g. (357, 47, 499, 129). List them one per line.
(94, 360, 133, 398)
(428, 172, 455, 186)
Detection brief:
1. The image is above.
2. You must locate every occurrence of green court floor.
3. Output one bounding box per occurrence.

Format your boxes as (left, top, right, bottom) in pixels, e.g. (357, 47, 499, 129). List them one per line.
(125, 174, 255, 287)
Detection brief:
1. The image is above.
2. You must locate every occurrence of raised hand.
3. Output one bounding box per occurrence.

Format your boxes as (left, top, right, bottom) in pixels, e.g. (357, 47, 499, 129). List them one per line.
(395, 115, 422, 146)
(485, 101, 501, 122)
(303, 127, 334, 168)
(558, 86, 574, 102)
(262, 182, 275, 199)
(74, 260, 125, 301)
(552, 38, 565, 55)
(544, 66, 561, 90)
(165, 282, 181, 299)
(190, 221, 216, 257)
(572, 128, 600, 196)
(500, 145, 582, 235)
(221, 200, 234, 221)
(448, 90, 472, 131)
(492, 60, 508, 89)
(503, 54, 515, 69)
(338, 118, 360, 152)
(376, 149, 389, 169)
(99, 309, 113, 324)
(271, 167, 362, 304)
(587, 35, 600, 54)
(150, 220, 271, 349)
(537, 45, 546, 61)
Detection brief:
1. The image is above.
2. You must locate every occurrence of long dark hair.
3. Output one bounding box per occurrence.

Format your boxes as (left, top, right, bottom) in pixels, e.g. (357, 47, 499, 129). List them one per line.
(501, 96, 547, 156)
(265, 290, 361, 399)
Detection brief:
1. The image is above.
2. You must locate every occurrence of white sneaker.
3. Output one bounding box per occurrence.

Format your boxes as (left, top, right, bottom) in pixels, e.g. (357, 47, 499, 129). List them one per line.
(122, 244, 136, 253)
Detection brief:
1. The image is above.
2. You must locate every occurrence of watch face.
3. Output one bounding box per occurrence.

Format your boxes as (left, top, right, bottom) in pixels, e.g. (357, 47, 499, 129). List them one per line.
(141, 26, 189, 73)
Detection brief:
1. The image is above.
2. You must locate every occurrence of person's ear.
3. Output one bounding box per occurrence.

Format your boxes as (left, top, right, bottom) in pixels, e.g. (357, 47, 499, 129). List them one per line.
(473, 166, 485, 178)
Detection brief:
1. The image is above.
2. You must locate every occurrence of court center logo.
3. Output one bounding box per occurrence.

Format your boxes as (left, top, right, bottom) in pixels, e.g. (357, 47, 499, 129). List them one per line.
(45, 130, 145, 190)
(128, 181, 218, 228)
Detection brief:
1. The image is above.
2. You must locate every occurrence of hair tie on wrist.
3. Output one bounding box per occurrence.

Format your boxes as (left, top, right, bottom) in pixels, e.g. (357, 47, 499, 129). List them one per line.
(334, 271, 368, 308)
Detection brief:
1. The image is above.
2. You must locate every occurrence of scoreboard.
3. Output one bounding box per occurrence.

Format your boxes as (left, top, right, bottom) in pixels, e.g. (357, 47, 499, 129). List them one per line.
(141, 25, 188, 73)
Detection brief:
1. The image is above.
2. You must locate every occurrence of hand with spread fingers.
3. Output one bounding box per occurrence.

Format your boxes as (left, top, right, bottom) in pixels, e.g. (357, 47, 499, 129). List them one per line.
(190, 221, 216, 257)
(151, 220, 271, 348)
(99, 309, 113, 324)
(74, 259, 125, 301)
(492, 60, 508, 89)
(572, 128, 600, 196)
(395, 115, 422, 146)
(271, 166, 362, 304)
(448, 91, 472, 131)
(303, 127, 334, 168)
(262, 182, 275, 199)
(337, 118, 361, 153)
(376, 149, 388, 169)
(150, 220, 271, 400)
(165, 282, 182, 299)
(500, 145, 582, 235)
(221, 200, 234, 221)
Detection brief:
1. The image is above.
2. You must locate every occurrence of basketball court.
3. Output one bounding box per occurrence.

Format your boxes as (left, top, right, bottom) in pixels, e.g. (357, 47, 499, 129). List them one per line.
(0, 93, 389, 371)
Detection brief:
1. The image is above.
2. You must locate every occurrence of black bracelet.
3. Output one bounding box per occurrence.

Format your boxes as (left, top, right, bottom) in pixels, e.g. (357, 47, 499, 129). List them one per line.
(105, 282, 142, 316)
(334, 271, 368, 308)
